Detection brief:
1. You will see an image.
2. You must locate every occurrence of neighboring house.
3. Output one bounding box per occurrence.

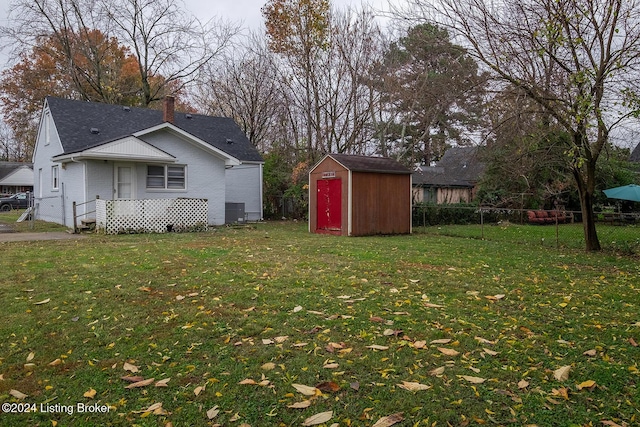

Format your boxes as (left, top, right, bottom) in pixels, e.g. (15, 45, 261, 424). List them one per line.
(630, 143, 640, 163)
(412, 146, 485, 204)
(0, 162, 34, 195)
(33, 96, 263, 229)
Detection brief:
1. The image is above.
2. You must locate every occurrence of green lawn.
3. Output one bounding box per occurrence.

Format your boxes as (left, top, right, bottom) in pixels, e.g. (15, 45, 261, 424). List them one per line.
(0, 222, 638, 426)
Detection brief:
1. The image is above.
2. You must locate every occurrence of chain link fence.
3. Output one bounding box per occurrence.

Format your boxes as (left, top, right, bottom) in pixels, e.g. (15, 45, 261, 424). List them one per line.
(412, 204, 640, 255)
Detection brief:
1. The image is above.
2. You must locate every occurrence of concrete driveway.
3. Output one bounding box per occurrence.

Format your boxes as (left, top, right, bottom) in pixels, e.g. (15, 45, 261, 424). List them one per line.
(0, 231, 86, 242)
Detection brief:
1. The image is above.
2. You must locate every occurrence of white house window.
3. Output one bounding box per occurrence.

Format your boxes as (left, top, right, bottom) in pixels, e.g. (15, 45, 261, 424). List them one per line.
(44, 112, 51, 146)
(52, 165, 59, 190)
(146, 165, 185, 190)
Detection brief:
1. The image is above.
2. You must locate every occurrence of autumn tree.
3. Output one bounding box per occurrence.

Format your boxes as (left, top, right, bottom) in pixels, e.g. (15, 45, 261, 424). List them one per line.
(403, 0, 640, 251)
(262, 0, 331, 160)
(0, 32, 140, 159)
(3, 0, 238, 106)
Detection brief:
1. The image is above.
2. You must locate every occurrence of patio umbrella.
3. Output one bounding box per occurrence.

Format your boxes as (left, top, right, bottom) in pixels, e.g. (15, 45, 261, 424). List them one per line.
(603, 184, 640, 202)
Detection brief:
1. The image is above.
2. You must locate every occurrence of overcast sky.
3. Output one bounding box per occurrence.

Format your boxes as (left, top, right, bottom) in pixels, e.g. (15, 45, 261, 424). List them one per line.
(0, 0, 399, 67)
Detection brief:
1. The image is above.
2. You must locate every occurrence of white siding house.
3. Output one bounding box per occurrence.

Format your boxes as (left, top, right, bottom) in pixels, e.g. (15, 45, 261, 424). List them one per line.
(32, 97, 263, 230)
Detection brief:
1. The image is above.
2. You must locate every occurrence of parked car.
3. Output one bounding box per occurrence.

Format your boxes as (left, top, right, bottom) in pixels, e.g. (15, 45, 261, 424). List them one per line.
(0, 192, 30, 211)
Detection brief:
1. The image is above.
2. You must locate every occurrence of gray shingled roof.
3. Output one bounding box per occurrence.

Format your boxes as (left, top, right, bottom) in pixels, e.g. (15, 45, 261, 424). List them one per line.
(413, 147, 484, 187)
(0, 162, 33, 180)
(46, 97, 263, 162)
(630, 143, 640, 163)
(327, 153, 411, 174)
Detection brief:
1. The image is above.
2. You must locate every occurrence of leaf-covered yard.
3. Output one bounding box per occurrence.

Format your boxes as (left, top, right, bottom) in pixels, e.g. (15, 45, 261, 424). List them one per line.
(0, 222, 638, 426)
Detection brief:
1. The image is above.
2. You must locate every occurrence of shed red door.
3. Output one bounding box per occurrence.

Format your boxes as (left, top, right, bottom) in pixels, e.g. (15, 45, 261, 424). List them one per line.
(317, 179, 342, 232)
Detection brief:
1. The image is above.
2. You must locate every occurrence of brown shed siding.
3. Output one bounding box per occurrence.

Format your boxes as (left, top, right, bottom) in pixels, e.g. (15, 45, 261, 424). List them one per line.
(351, 172, 411, 236)
(309, 154, 412, 236)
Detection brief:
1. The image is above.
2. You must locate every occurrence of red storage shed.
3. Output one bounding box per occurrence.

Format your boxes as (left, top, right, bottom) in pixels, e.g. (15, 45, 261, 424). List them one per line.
(309, 154, 412, 236)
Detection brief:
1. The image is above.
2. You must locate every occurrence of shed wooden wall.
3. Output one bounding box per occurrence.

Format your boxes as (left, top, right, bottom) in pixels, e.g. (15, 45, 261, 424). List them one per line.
(351, 172, 411, 236)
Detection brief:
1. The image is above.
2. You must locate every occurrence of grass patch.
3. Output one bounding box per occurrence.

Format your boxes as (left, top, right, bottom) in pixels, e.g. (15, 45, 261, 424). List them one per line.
(0, 211, 69, 233)
(0, 222, 638, 426)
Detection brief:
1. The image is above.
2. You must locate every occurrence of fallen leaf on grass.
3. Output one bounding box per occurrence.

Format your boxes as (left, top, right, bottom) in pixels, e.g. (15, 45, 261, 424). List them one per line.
(261, 362, 276, 371)
(123, 362, 139, 373)
(423, 303, 444, 308)
(485, 294, 505, 301)
(554, 366, 571, 382)
(576, 380, 596, 390)
(287, 400, 312, 409)
(323, 363, 339, 369)
(9, 389, 27, 399)
(49, 358, 62, 366)
(34, 298, 50, 305)
(292, 384, 319, 396)
(629, 337, 638, 347)
(371, 412, 404, 427)
(302, 411, 333, 426)
(206, 406, 219, 420)
(518, 380, 529, 389)
(274, 336, 288, 343)
(370, 316, 386, 323)
(430, 338, 452, 344)
(437, 347, 459, 356)
(483, 348, 499, 356)
(459, 375, 486, 384)
(293, 305, 303, 312)
(413, 340, 427, 349)
(475, 336, 496, 345)
(121, 376, 145, 383)
(125, 378, 155, 389)
(26, 352, 35, 362)
(366, 345, 389, 351)
(583, 349, 597, 357)
(262, 339, 274, 345)
(316, 381, 340, 392)
(194, 385, 204, 396)
(239, 378, 258, 385)
(601, 420, 624, 427)
(383, 329, 402, 336)
(429, 366, 445, 376)
(551, 387, 570, 400)
(83, 388, 96, 398)
(155, 378, 171, 387)
(397, 381, 431, 391)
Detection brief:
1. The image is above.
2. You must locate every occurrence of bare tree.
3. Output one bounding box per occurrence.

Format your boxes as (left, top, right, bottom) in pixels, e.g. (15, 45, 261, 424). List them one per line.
(102, 0, 239, 106)
(3, 0, 239, 106)
(193, 33, 287, 153)
(402, 0, 640, 251)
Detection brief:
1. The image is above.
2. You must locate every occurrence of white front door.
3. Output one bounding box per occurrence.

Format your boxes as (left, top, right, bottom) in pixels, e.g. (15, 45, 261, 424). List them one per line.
(115, 163, 136, 199)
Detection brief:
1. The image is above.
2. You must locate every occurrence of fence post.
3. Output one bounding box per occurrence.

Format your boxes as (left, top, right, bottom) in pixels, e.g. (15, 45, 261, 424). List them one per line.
(480, 207, 484, 240)
(72, 201, 77, 234)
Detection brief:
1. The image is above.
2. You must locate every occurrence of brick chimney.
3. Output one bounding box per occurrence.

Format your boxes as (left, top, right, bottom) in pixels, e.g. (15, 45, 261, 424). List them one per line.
(163, 96, 175, 124)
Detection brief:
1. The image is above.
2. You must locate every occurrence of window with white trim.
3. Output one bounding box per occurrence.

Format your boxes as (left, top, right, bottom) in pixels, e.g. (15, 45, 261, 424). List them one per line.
(146, 165, 186, 190)
(51, 165, 59, 190)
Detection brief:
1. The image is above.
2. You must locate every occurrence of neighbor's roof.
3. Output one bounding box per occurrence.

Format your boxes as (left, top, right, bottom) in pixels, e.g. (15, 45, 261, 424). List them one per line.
(0, 162, 33, 180)
(324, 153, 411, 174)
(630, 143, 640, 162)
(413, 146, 485, 187)
(45, 97, 263, 162)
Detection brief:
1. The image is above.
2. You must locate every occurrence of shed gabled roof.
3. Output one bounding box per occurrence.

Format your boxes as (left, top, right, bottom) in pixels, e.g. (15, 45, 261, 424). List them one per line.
(45, 97, 263, 163)
(321, 153, 411, 175)
(413, 146, 485, 187)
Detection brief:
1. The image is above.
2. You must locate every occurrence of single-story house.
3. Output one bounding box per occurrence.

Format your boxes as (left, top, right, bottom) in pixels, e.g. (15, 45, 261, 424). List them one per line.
(33, 96, 263, 231)
(412, 146, 485, 204)
(0, 162, 34, 195)
(309, 153, 412, 236)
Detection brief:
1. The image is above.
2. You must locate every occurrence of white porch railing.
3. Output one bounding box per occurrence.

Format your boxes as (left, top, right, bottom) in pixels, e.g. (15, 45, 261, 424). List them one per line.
(96, 198, 208, 234)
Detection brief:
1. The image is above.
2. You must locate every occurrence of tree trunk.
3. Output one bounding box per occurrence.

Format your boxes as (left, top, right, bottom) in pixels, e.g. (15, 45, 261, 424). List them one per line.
(574, 168, 601, 252)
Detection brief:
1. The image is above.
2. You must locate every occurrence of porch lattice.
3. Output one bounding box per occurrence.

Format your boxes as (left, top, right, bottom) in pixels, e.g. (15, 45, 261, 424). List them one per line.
(96, 198, 208, 234)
